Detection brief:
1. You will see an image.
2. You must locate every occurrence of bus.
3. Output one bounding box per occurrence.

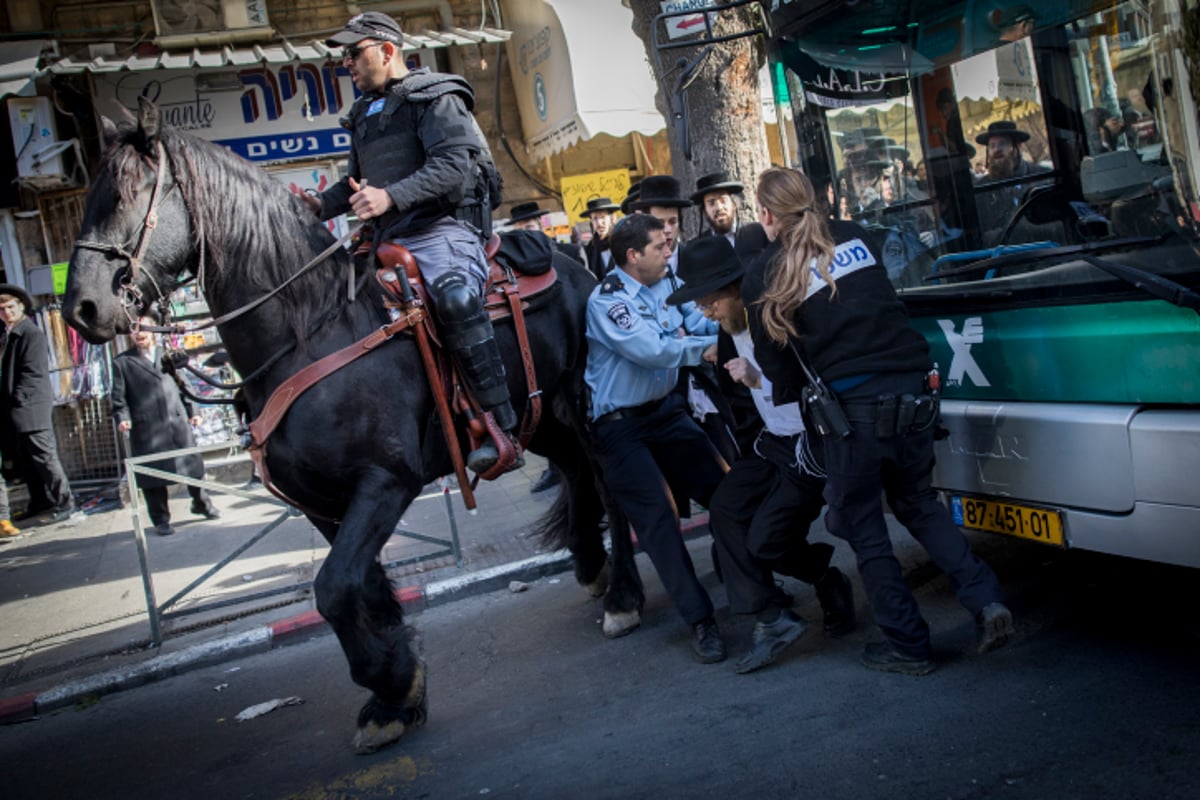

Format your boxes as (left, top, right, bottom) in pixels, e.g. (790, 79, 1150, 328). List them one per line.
(671, 1, 1200, 567)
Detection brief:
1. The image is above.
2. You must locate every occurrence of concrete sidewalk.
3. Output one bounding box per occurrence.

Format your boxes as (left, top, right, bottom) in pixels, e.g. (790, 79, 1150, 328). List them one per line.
(0, 454, 583, 720)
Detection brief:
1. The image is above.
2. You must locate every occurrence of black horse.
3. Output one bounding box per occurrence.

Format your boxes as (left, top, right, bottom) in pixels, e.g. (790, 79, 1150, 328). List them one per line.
(63, 101, 645, 753)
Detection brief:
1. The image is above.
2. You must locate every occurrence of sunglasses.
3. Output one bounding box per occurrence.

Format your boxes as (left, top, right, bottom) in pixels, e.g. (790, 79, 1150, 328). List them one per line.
(343, 41, 385, 60)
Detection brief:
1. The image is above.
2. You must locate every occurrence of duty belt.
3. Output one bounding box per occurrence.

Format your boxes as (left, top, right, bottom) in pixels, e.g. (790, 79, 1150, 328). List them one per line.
(593, 397, 663, 426)
(842, 392, 939, 438)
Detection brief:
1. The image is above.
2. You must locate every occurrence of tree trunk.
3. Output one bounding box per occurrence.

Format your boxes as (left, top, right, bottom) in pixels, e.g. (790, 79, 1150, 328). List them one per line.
(626, 0, 772, 238)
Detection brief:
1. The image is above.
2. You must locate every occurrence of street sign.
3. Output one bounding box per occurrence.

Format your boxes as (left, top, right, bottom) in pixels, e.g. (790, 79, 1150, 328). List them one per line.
(660, 0, 716, 40)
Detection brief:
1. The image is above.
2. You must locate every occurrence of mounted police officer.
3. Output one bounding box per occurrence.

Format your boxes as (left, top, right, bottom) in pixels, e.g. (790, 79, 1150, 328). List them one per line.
(301, 12, 516, 474)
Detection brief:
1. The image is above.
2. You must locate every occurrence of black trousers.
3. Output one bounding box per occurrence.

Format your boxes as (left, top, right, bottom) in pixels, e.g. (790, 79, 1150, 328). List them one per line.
(592, 393, 728, 626)
(709, 430, 831, 615)
(824, 372, 1004, 658)
(143, 484, 215, 526)
(17, 428, 72, 511)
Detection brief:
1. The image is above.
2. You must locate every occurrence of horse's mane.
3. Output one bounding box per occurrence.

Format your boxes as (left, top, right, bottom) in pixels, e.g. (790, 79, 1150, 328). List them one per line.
(101, 124, 350, 341)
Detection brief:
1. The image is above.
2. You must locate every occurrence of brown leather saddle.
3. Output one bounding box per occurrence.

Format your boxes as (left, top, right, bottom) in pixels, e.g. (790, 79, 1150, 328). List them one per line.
(245, 233, 556, 518)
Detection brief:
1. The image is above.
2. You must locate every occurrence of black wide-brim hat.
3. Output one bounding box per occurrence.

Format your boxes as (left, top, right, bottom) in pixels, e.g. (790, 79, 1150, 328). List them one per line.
(580, 196, 620, 217)
(0, 283, 36, 313)
(326, 11, 403, 46)
(667, 237, 744, 305)
(976, 120, 1030, 145)
(631, 175, 692, 210)
(507, 201, 545, 224)
(690, 171, 744, 203)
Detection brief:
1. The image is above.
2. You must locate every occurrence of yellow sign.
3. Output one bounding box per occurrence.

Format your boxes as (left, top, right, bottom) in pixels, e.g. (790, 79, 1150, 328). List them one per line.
(561, 169, 631, 226)
(52, 262, 69, 296)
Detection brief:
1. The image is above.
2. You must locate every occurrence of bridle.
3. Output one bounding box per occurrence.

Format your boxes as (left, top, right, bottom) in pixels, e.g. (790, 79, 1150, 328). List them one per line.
(72, 141, 178, 328)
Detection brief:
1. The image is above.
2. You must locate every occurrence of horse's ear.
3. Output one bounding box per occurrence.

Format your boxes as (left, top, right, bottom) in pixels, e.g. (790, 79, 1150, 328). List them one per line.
(136, 96, 161, 149)
(100, 116, 118, 147)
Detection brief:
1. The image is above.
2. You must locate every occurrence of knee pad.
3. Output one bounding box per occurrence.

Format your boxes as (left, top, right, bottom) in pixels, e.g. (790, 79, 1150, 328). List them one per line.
(429, 272, 481, 326)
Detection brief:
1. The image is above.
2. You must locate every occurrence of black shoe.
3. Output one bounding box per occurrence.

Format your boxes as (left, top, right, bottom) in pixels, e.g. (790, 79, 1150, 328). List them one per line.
(691, 618, 726, 664)
(976, 602, 1015, 654)
(734, 609, 809, 674)
(816, 567, 857, 638)
(861, 642, 936, 675)
(153, 522, 176, 537)
(14, 504, 53, 522)
(529, 468, 561, 494)
(191, 502, 221, 520)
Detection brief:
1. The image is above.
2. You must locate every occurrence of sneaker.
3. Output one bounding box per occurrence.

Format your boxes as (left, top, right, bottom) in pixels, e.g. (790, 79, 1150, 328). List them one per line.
(691, 618, 727, 664)
(153, 522, 176, 537)
(0, 519, 19, 539)
(734, 609, 809, 674)
(861, 642, 936, 676)
(43, 504, 79, 524)
(815, 567, 857, 638)
(976, 602, 1015, 654)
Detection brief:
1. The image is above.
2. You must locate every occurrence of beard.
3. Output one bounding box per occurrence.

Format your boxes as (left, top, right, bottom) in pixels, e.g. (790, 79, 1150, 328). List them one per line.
(709, 215, 734, 235)
(988, 150, 1020, 180)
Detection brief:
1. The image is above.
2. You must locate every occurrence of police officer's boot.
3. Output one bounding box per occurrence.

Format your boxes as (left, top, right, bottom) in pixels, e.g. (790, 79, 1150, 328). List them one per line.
(429, 272, 522, 474)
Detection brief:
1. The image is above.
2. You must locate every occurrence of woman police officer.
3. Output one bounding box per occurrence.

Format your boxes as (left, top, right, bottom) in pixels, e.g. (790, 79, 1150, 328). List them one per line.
(744, 167, 1014, 674)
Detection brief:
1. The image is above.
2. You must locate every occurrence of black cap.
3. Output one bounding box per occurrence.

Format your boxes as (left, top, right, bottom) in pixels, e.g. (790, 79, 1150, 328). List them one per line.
(326, 12, 403, 47)
(631, 175, 692, 210)
(580, 196, 620, 217)
(0, 283, 35, 313)
(507, 202, 545, 224)
(690, 171, 744, 203)
(620, 181, 642, 215)
(666, 237, 744, 305)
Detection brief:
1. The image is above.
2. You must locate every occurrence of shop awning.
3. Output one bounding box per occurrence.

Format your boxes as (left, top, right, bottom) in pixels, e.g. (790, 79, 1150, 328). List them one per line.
(1, 40, 52, 99)
(502, 0, 664, 161)
(46, 28, 511, 75)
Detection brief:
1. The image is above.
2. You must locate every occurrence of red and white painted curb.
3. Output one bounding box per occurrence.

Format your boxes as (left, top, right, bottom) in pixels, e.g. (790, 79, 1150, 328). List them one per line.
(0, 514, 709, 723)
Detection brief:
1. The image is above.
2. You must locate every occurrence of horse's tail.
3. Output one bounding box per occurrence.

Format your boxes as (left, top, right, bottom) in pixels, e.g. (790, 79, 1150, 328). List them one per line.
(532, 482, 572, 551)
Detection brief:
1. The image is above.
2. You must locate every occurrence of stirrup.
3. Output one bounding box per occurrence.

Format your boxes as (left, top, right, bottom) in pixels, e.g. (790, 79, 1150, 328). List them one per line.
(471, 412, 524, 480)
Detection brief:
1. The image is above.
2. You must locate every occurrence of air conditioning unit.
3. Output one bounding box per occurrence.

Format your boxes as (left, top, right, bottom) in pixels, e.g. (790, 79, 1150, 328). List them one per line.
(150, 0, 270, 37)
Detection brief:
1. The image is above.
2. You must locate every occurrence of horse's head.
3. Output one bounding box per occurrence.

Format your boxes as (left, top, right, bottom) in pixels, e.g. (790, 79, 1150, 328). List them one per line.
(64, 98, 195, 343)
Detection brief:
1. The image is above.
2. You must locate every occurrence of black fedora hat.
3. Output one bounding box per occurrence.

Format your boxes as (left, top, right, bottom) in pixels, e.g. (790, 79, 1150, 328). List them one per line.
(0, 283, 36, 313)
(690, 171, 744, 203)
(507, 202, 545, 224)
(580, 196, 620, 217)
(666, 237, 744, 305)
(631, 175, 693, 210)
(975, 120, 1030, 145)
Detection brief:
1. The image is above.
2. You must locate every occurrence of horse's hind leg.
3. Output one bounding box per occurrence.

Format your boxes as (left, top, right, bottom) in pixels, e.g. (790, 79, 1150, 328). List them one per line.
(313, 467, 425, 754)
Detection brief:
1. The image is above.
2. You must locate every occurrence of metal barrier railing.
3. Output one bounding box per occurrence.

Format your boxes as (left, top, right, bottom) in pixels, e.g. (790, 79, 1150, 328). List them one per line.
(124, 438, 463, 646)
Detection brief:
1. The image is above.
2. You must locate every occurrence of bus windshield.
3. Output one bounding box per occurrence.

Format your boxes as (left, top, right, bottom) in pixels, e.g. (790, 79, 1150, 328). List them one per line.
(769, 0, 1200, 295)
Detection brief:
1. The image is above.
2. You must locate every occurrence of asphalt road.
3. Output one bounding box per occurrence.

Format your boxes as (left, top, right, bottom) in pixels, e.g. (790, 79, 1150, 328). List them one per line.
(3, 532, 1197, 800)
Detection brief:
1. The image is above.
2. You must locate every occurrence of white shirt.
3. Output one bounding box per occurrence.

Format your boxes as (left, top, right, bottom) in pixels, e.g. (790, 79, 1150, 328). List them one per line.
(730, 329, 805, 436)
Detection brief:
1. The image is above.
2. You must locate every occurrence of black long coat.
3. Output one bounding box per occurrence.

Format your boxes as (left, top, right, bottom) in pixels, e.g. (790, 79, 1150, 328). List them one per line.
(0, 317, 55, 433)
(111, 347, 205, 489)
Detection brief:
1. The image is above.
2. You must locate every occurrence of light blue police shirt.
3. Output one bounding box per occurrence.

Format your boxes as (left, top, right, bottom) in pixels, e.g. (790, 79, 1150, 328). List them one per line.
(584, 266, 717, 419)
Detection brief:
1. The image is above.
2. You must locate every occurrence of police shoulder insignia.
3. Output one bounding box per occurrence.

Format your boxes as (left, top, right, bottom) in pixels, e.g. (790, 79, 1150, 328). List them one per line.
(600, 275, 623, 294)
(606, 302, 634, 330)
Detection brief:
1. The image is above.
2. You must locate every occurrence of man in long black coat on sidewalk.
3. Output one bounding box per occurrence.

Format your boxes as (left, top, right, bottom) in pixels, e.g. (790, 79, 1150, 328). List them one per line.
(112, 320, 219, 536)
(0, 284, 74, 521)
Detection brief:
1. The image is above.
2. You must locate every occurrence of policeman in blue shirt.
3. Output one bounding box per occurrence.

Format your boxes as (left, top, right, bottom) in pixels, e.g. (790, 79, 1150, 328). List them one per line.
(585, 213, 730, 663)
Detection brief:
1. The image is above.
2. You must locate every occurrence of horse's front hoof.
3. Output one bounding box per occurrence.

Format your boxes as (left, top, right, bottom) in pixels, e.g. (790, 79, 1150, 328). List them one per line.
(352, 665, 428, 754)
(584, 558, 610, 598)
(602, 609, 641, 639)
